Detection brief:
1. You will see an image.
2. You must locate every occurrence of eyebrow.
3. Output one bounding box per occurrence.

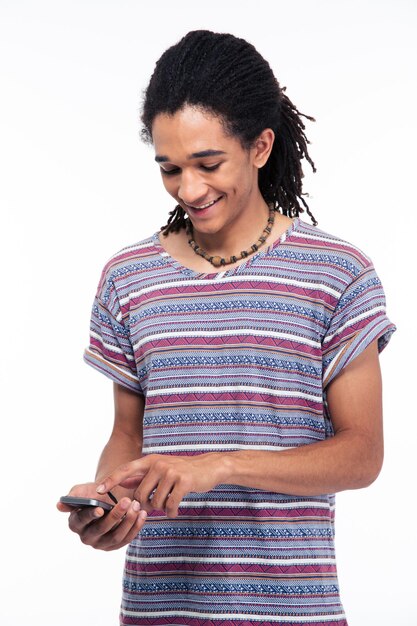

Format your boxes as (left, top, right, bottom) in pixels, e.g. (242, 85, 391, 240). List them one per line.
(154, 149, 226, 163)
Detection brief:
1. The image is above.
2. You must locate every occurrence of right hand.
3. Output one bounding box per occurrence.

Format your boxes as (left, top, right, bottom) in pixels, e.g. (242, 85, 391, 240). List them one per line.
(56, 482, 147, 551)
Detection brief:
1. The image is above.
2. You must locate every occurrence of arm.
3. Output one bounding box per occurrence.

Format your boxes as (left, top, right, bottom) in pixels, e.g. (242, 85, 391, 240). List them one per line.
(95, 382, 145, 498)
(220, 337, 384, 494)
(57, 383, 148, 550)
(98, 339, 384, 516)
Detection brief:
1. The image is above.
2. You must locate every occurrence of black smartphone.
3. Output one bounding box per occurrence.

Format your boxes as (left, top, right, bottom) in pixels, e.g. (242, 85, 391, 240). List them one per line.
(59, 496, 114, 511)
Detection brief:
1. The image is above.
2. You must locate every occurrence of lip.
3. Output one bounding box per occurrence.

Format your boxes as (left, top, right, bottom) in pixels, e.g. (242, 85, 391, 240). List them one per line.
(184, 195, 224, 217)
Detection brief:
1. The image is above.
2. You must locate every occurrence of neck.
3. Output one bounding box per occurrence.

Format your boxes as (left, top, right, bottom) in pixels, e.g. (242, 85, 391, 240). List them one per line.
(190, 197, 271, 258)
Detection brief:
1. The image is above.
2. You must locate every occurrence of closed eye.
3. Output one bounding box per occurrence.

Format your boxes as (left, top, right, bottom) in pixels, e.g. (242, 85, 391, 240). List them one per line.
(160, 163, 221, 176)
(200, 163, 220, 172)
(160, 167, 180, 176)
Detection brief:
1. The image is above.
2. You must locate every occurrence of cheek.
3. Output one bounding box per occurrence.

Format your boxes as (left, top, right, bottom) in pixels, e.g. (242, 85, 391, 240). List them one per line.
(160, 176, 177, 197)
(229, 173, 251, 200)
(218, 170, 242, 197)
(227, 162, 251, 192)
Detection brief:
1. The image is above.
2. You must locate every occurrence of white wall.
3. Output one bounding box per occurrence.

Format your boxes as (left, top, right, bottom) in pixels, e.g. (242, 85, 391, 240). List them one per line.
(0, 1, 415, 624)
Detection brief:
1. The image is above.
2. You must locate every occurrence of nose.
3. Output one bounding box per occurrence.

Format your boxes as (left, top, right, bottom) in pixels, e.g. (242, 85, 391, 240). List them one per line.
(177, 169, 208, 207)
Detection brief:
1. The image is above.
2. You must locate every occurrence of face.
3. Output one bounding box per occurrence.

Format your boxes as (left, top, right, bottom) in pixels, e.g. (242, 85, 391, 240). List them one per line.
(151, 105, 273, 238)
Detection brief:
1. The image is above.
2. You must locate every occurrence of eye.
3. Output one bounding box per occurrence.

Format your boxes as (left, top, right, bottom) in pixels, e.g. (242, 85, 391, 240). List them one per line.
(160, 167, 180, 176)
(201, 163, 220, 172)
(160, 163, 221, 176)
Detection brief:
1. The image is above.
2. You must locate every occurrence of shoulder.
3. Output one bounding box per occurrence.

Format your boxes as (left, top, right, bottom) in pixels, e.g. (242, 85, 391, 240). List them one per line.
(101, 232, 158, 274)
(292, 218, 375, 285)
(295, 219, 372, 267)
(94, 231, 161, 304)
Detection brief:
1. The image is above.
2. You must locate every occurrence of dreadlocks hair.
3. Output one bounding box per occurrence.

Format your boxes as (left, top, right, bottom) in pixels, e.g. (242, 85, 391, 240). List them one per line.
(140, 30, 318, 235)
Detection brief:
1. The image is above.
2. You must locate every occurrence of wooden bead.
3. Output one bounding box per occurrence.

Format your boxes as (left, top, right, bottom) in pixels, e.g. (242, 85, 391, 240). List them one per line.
(211, 256, 223, 267)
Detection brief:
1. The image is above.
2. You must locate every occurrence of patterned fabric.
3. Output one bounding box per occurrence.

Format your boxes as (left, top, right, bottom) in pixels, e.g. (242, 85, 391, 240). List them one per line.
(84, 217, 396, 625)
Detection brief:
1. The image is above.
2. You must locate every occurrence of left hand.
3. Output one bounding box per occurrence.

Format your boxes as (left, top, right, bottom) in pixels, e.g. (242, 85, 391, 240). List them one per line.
(57, 481, 147, 551)
(96, 453, 226, 518)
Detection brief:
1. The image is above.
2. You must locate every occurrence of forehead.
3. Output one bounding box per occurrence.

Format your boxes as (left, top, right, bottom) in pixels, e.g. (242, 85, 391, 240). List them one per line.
(151, 105, 241, 158)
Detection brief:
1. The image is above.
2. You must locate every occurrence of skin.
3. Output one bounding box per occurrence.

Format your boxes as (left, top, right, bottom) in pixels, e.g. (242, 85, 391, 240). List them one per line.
(58, 104, 384, 547)
(153, 105, 294, 272)
(56, 384, 148, 550)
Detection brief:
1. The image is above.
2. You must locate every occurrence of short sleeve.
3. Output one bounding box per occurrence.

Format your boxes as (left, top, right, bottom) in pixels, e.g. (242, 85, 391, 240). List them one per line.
(83, 270, 143, 394)
(322, 261, 396, 390)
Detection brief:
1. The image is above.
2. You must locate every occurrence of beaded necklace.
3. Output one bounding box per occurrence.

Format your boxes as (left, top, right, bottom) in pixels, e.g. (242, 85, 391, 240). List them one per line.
(185, 205, 276, 268)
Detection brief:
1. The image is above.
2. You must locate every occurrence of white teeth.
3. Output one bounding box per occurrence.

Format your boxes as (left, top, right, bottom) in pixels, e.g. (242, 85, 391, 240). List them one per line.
(191, 196, 222, 210)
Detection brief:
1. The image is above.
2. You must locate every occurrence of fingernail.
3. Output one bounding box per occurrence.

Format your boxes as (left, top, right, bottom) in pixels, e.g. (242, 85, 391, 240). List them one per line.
(120, 499, 130, 510)
(96, 484, 105, 494)
(94, 509, 104, 518)
(132, 500, 140, 512)
(140, 510, 147, 519)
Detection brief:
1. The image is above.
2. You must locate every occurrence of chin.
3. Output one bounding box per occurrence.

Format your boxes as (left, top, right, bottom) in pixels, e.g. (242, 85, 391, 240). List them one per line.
(190, 221, 222, 235)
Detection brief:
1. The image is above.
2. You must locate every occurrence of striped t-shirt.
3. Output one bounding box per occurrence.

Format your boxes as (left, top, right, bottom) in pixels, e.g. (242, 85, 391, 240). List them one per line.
(84, 217, 396, 625)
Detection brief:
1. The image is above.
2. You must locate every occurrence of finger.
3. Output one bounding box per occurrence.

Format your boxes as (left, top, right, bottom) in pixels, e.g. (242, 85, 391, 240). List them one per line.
(80, 498, 132, 544)
(96, 459, 149, 496)
(57, 501, 75, 513)
(119, 476, 146, 490)
(68, 506, 105, 533)
(164, 486, 185, 518)
(146, 475, 176, 512)
(97, 502, 148, 551)
(132, 472, 163, 510)
(110, 508, 148, 551)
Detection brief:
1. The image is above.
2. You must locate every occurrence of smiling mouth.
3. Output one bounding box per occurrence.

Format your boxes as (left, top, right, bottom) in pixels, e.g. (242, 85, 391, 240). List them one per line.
(185, 195, 224, 210)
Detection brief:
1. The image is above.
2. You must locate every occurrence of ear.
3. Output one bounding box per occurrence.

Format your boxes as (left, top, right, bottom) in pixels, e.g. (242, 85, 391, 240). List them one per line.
(252, 128, 275, 168)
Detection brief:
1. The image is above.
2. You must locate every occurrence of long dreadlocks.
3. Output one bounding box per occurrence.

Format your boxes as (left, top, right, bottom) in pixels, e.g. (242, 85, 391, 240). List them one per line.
(140, 30, 317, 234)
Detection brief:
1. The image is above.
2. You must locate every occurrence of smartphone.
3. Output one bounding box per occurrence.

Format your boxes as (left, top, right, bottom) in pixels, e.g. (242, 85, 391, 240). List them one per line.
(59, 496, 114, 511)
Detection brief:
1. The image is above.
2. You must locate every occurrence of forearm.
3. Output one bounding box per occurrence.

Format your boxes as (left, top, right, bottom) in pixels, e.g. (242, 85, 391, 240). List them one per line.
(218, 430, 383, 496)
(95, 431, 143, 500)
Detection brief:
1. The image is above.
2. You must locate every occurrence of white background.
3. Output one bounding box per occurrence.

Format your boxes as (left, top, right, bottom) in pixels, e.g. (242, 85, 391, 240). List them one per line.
(1, 1, 415, 624)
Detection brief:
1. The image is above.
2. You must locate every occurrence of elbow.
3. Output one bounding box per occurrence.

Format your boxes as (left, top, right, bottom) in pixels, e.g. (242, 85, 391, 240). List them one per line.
(353, 442, 384, 489)
(358, 461, 383, 489)
(334, 427, 384, 491)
